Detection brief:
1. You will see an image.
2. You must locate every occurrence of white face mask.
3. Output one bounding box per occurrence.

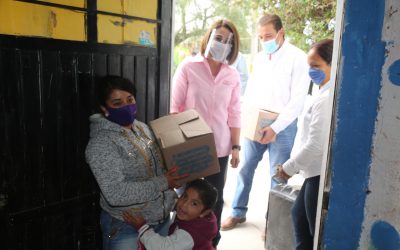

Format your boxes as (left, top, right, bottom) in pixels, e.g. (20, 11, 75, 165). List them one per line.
(204, 28, 233, 63)
(209, 41, 232, 62)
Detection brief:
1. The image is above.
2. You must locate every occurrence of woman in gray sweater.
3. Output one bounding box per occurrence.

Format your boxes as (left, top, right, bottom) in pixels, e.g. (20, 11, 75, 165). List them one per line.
(85, 75, 185, 250)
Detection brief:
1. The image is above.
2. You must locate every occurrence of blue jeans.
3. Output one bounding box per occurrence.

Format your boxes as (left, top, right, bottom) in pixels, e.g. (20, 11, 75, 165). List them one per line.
(231, 120, 297, 218)
(291, 175, 320, 250)
(100, 210, 170, 250)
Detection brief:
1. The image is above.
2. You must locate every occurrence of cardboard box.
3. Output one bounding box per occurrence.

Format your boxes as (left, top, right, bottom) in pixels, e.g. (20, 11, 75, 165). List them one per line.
(149, 109, 220, 183)
(242, 109, 279, 141)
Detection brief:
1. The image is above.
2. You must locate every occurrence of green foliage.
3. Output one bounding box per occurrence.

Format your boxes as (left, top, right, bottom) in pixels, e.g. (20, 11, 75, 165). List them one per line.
(173, 0, 336, 67)
(173, 45, 190, 68)
(212, 0, 253, 53)
(261, 0, 336, 51)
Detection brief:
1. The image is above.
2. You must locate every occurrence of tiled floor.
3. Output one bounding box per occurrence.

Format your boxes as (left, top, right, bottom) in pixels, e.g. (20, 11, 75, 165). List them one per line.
(218, 155, 271, 250)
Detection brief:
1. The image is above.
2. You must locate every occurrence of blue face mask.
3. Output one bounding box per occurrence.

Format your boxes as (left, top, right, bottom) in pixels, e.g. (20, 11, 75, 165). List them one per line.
(263, 31, 281, 54)
(309, 67, 326, 85)
(263, 39, 279, 54)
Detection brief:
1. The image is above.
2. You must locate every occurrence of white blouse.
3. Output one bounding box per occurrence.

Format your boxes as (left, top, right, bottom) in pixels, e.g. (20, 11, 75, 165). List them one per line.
(283, 81, 331, 178)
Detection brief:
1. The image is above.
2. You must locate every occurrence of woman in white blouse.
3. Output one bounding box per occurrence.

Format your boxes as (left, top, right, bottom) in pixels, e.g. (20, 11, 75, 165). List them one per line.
(275, 39, 334, 250)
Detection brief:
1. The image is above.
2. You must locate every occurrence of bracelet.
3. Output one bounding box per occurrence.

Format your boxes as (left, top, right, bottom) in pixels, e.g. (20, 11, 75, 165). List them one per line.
(232, 144, 241, 151)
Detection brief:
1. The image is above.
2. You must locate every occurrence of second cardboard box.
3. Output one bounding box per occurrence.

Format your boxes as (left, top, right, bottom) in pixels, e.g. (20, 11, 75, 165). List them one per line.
(242, 109, 279, 141)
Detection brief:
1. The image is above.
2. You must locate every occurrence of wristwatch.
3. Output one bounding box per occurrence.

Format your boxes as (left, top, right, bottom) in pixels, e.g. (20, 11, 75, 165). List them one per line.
(232, 144, 241, 151)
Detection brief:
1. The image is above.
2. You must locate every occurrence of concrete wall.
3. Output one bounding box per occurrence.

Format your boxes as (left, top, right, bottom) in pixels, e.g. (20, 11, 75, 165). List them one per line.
(323, 0, 400, 249)
(359, 1, 400, 249)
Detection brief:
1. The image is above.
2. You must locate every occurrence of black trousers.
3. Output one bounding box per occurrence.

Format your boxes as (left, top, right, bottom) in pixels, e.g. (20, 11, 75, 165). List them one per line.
(291, 175, 320, 250)
(204, 156, 229, 247)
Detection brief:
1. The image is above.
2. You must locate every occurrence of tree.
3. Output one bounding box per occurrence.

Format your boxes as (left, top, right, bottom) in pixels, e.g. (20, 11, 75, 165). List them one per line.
(174, 0, 215, 47)
(173, 0, 336, 67)
(173, 0, 254, 67)
(260, 0, 336, 51)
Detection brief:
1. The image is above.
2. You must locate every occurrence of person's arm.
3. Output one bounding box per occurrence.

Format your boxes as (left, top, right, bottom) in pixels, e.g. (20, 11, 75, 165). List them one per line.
(122, 211, 194, 250)
(258, 126, 277, 144)
(282, 95, 330, 176)
(170, 60, 189, 113)
(227, 70, 241, 168)
(230, 127, 240, 168)
(270, 52, 310, 135)
(86, 137, 169, 206)
(259, 53, 310, 144)
(140, 228, 194, 250)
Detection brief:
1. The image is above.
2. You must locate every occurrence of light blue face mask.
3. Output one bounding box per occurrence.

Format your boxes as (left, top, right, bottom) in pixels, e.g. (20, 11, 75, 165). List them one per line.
(263, 33, 280, 54)
(309, 67, 326, 85)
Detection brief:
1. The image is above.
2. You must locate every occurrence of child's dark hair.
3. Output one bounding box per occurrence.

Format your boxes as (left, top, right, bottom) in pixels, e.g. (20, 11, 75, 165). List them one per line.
(186, 179, 218, 210)
(96, 75, 136, 107)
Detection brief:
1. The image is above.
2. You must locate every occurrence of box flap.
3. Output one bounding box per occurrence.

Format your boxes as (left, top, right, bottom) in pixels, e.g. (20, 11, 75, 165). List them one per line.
(149, 108, 213, 144)
(173, 109, 199, 125)
(149, 115, 177, 139)
(180, 118, 212, 138)
(159, 130, 186, 148)
(260, 109, 279, 117)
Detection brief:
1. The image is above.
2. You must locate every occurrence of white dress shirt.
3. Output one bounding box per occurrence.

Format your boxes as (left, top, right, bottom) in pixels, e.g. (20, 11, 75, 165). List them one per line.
(243, 40, 310, 134)
(283, 81, 331, 178)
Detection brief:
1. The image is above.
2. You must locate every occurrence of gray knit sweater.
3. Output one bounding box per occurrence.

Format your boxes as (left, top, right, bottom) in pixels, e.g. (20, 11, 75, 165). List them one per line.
(85, 114, 176, 224)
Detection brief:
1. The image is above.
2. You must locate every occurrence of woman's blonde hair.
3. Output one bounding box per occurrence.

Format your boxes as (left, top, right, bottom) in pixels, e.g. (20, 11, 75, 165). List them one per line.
(200, 19, 240, 65)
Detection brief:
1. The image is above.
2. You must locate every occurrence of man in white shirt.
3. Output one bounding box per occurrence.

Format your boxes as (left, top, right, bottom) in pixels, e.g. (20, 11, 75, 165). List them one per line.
(222, 14, 310, 231)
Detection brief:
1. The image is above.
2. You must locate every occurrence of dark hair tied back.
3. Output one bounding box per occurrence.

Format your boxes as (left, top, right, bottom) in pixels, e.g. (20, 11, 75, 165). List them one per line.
(311, 39, 334, 65)
(96, 75, 136, 107)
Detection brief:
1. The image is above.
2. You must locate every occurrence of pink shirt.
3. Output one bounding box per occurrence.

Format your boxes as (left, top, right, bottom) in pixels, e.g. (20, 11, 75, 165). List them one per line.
(171, 55, 241, 157)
